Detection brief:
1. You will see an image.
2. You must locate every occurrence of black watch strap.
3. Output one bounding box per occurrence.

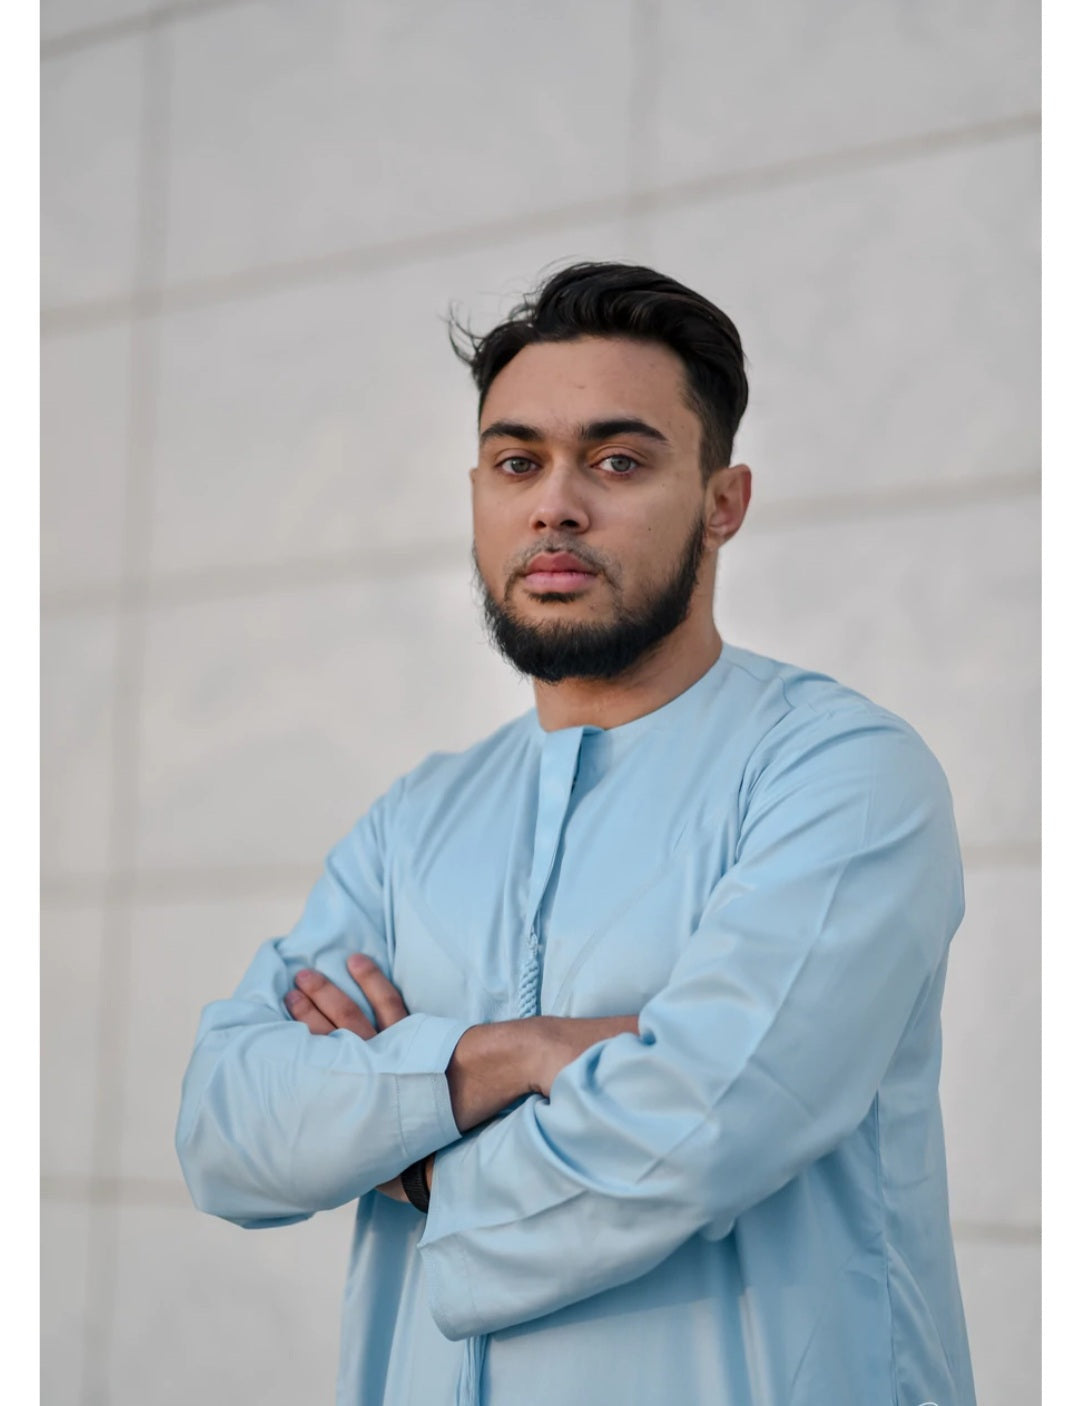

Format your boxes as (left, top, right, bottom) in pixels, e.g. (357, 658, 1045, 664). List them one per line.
(401, 1157, 431, 1213)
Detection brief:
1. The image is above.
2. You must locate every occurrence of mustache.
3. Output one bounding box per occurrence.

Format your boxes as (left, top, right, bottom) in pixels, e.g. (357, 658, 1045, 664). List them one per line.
(507, 540, 612, 582)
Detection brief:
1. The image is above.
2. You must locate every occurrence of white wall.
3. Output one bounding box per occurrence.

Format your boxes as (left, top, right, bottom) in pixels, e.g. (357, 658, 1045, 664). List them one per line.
(41, 2, 1040, 1402)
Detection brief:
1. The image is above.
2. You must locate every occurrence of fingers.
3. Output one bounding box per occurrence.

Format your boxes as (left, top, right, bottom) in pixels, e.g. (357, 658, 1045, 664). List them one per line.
(346, 953, 410, 1029)
(284, 958, 408, 1039)
(283, 988, 336, 1036)
(291, 969, 377, 1039)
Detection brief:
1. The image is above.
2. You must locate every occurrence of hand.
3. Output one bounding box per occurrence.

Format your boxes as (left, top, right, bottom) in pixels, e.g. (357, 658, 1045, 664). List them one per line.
(284, 955, 413, 1201)
(284, 954, 408, 1037)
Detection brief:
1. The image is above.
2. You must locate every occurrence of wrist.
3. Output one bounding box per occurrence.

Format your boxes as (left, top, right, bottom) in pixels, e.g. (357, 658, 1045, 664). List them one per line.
(446, 1019, 540, 1130)
(400, 1156, 431, 1213)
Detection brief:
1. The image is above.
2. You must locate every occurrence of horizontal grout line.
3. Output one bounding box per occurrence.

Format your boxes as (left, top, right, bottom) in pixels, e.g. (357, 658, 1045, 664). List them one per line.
(40, 111, 1040, 336)
(39, 469, 1040, 618)
(961, 842, 1041, 870)
(628, 111, 1040, 214)
(41, 535, 473, 615)
(41, 1175, 1042, 1243)
(41, 876, 112, 907)
(39, 842, 1040, 911)
(951, 1219, 1041, 1246)
(42, 862, 323, 907)
(40, 0, 255, 61)
(41, 1173, 191, 1207)
(745, 469, 1041, 531)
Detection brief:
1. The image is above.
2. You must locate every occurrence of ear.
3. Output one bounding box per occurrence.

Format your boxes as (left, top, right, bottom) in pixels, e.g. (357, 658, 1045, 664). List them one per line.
(704, 463, 752, 548)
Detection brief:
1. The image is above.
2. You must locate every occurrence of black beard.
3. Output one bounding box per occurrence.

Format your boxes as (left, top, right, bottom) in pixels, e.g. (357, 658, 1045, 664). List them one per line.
(473, 516, 708, 684)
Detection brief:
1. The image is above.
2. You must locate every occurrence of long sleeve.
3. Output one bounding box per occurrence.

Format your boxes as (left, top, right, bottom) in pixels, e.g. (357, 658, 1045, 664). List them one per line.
(175, 777, 470, 1229)
(417, 704, 965, 1340)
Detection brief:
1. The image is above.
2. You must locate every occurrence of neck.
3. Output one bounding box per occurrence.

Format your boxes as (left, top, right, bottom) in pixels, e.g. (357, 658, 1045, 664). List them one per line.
(531, 608, 724, 732)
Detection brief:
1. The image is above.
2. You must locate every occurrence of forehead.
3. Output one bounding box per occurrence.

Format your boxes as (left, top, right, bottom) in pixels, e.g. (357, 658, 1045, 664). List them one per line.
(479, 336, 698, 442)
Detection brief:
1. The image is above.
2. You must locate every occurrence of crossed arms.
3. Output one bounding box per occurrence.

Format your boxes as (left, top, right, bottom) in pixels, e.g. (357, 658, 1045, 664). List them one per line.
(175, 706, 964, 1339)
(284, 957, 639, 1200)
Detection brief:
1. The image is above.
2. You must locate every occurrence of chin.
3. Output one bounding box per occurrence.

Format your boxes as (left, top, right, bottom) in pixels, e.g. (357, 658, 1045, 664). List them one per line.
(523, 592, 594, 607)
(514, 577, 605, 606)
(519, 598, 611, 627)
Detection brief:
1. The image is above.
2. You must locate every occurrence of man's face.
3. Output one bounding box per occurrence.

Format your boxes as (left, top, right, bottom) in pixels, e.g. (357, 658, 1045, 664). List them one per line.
(470, 335, 720, 682)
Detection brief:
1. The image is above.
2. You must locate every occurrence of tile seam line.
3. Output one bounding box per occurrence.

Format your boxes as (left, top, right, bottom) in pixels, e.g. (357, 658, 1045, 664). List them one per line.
(624, 0, 660, 218)
(951, 1221, 1041, 1245)
(40, 110, 1040, 336)
(40, 0, 255, 60)
(39, 844, 1042, 908)
(77, 23, 173, 1406)
(42, 1174, 194, 1206)
(38, 1177, 1044, 1244)
(38, 471, 1042, 617)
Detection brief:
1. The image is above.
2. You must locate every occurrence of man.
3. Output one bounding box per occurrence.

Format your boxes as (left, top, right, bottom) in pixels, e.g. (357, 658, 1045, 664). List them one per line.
(177, 262, 976, 1406)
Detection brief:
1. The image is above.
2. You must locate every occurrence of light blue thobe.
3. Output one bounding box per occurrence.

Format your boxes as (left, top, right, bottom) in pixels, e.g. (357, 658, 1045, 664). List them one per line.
(176, 642, 977, 1406)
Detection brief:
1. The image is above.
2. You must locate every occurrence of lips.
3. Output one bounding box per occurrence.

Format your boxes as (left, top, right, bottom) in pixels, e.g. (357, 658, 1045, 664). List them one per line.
(522, 552, 599, 593)
(526, 552, 597, 574)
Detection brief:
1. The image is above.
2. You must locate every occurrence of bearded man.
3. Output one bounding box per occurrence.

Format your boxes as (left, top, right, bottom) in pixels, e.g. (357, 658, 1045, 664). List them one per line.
(177, 262, 976, 1406)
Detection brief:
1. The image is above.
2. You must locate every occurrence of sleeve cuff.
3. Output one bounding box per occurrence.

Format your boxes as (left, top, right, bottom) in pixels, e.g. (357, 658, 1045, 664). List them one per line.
(417, 1131, 486, 1340)
(392, 1013, 471, 1164)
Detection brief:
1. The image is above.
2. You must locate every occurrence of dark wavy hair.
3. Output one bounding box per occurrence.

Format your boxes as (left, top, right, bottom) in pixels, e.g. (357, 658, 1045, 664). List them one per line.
(449, 261, 749, 480)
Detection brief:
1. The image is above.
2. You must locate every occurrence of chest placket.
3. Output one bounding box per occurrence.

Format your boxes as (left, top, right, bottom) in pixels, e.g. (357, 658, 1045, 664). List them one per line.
(516, 726, 585, 1021)
(452, 725, 587, 1406)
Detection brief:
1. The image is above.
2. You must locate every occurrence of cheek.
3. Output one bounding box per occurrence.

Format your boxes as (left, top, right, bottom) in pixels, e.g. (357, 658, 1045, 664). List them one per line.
(470, 488, 496, 543)
(621, 519, 680, 580)
(471, 475, 505, 527)
(471, 505, 515, 589)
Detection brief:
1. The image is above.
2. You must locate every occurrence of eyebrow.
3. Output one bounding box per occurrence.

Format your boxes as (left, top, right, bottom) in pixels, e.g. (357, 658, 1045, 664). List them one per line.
(478, 417, 671, 447)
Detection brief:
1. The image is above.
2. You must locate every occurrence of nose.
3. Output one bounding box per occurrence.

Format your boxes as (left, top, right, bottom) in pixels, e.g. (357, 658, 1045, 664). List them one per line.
(528, 460, 591, 534)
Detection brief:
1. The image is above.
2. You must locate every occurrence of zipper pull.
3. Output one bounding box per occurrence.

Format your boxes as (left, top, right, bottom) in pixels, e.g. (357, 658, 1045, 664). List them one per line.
(517, 927, 542, 1018)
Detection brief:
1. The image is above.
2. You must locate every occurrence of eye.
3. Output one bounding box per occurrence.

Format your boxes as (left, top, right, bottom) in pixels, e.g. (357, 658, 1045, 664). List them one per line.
(598, 454, 639, 475)
(497, 456, 537, 476)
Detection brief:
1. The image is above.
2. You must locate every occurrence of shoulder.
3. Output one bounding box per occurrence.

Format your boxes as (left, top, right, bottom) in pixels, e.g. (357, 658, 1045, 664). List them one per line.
(333, 708, 536, 860)
(377, 707, 537, 830)
(721, 643, 954, 811)
(402, 708, 535, 792)
(724, 649, 963, 933)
